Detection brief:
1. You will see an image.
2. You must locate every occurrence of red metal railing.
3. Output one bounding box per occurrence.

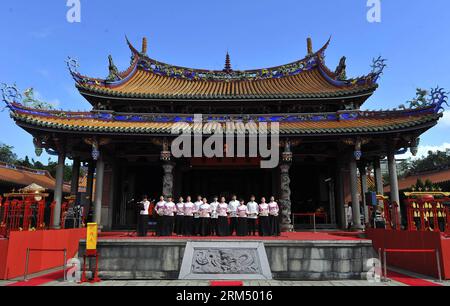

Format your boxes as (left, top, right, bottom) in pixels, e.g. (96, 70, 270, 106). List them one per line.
(0, 196, 75, 238)
(405, 196, 449, 234)
(368, 196, 400, 230)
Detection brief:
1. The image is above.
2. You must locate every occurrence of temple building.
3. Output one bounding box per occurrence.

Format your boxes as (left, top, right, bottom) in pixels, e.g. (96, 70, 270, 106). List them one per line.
(2, 37, 446, 231)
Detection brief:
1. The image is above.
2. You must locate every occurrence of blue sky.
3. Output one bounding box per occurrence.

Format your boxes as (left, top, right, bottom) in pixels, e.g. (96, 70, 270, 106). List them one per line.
(0, 0, 449, 162)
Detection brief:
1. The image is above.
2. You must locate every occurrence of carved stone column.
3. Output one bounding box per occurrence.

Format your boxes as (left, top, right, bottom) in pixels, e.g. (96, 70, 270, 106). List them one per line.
(161, 141, 175, 198)
(349, 156, 363, 230)
(359, 164, 369, 223)
(279, 141, 293, 232)
(162, 162, 175, 198)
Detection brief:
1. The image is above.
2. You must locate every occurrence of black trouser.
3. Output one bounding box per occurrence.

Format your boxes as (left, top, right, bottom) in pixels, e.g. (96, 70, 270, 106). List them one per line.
(164, 216, 175, 236)
(138, 215, 149, 237)
(184, 216, 194, 236)
(237, 218, 248, 236)
(229, 217, 238, 236)
(259, 216, 270, 236)
(194, 217, 201, 235)
(210, 218, 218, 236)
(270, 215, 281, 236)
(175, 215, 184, 235)
(247, 218, 257, 236)
(217, 216, 229, 236)
(199, 218, 211, 236)
(155, 215, 164, 236)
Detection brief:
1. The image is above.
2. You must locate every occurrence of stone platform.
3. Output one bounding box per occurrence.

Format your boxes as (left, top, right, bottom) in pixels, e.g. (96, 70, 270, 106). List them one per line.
(78, 235, 376, 280)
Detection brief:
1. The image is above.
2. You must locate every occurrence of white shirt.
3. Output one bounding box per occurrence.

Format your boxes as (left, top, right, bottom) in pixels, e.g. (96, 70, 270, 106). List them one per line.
(140, 200, 150, 215)
(269, 202, 280, 216)
(237, 205, 249, 218)
(259, 203, 269, 217)
(346, 206, 353, 224)
(199, 203, 212, 218)
(217, 203, 229, 217)
(164, 201, 176, 217)
(184, 202, 195, 216)
(176, 202, 185, 216)
(228, 200, 240, 218)
(194, 201, 203, 218)
(156, 201, 166, 216)
(210, 201, 219, 219)
(247, 201, 259, 219)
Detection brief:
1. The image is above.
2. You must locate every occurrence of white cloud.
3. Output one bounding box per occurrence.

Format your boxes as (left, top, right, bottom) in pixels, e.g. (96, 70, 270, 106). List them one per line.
(439, 111, 450, 127)
(398, 142, 450, 160)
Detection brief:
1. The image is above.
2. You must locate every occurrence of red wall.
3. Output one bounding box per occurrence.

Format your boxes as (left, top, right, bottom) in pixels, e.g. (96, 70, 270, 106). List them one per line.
(0, 239, 8, 279)
(367, 229, 450, 279)
(0, 229, 86, 280)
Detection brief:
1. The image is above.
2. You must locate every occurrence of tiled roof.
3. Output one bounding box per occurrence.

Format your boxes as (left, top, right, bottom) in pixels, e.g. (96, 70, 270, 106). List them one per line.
(385, 168, 450, 192)
(72, 38, 379, 100)
(0, 163, 70, 193)
(9, 103, 441, 136)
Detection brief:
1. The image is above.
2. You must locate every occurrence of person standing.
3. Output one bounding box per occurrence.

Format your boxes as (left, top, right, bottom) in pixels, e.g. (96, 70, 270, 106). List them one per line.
(193, 196, 203, 236)
(154, 196, 166, 237)
(210, 196, 220, 236)
(258, 197, 270, 236)
(237, 200, 249, 236)
(247, 195, 259, 236)
(199, 198, 212, 236)
(346, 202, 353, 230)
(269, 197, 281, 236)
(162, 197, 176, 236)
(228, 195, 240, 236)
(175, 197, 185, 236)
(138, 195, 150, 237)
(217, 197, 229, 236)
(183, 196, 195, 236)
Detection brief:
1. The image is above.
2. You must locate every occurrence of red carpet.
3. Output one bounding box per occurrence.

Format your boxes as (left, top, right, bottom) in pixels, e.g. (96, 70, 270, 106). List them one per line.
(387, 270, 442, 287)
(7, 270, 64, 287)
(98, 231, 366, 241)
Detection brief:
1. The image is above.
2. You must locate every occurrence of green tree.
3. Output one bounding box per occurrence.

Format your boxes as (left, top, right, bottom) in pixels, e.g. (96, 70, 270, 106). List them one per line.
(16, 156, 33, 168)
(0, 144, 18, 164)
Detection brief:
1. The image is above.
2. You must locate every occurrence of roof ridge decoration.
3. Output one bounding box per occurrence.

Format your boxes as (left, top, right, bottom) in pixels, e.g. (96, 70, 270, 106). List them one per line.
(68, 36, 385, 88)
(396, 87, 449, 113)
(1, 83, 55, 111)
(7, 98, 441, 124)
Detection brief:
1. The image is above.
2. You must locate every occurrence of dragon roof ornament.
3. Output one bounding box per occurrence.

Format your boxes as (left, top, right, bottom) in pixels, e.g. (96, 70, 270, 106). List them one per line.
(398, 87, 448, 113)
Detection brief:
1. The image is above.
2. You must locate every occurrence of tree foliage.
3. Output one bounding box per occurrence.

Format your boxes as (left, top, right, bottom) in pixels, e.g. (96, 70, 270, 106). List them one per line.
(401, 150, 450, 177)
(0, 143, 73, 182)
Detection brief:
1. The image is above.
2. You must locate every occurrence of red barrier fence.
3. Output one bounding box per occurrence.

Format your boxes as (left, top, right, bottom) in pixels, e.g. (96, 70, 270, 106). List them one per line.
(379, 247, 442, 282)
(404, 193, 450, 235)
(1, 194, 79, 238)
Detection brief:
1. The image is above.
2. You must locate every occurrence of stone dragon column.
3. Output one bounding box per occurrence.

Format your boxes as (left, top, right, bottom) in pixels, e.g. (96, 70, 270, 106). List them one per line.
(161, 138, 175, 198)
(280, 140, 293, 232)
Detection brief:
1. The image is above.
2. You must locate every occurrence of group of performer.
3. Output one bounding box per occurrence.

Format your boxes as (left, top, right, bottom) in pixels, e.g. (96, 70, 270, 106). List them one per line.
(137, 194, 281, 237)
